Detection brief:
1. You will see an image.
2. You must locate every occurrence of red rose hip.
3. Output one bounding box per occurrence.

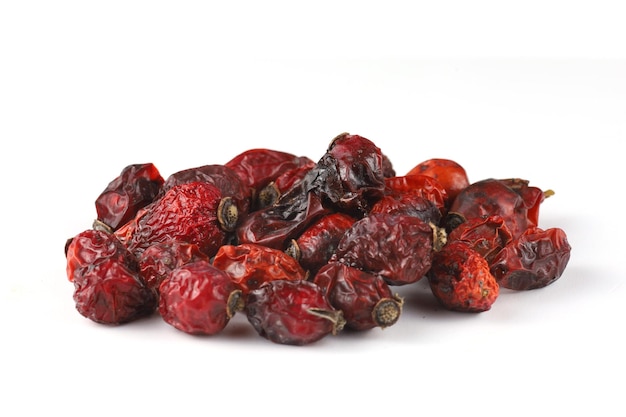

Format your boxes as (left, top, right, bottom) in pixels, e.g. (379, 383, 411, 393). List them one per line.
(245, 279, 345, 346)
(427, 241, 499, 312)
(159, 260, 243, 335)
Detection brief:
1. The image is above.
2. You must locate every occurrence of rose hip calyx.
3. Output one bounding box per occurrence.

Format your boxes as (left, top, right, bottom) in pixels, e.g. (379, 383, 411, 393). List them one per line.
(217, 196, 239, 232)
(372, 296, 404, 328)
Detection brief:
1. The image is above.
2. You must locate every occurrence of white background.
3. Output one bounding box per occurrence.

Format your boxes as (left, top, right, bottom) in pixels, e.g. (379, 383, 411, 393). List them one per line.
(1, 1, 625, 416)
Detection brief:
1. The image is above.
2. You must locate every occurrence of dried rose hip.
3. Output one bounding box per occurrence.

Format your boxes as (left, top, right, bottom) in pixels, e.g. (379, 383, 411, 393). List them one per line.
(257, 160, 316, 210)
(159, 260, 243, 335)
(313, 262, 403, 331)
(490, 227, 571, 290)
(225, 148, 314, 204)
(447, 178, 551, 239)
(65, 229, 138, 282)
(306, 132, 386, 216)
(333, 212, 442, 286)
(94, 163, 164, 232)
(72, 257, 157, 325)
(407, 158, 470, 203)
(369, 192, 442, 226)
(285, 212, 356, 276)
(384, 174, 448, 214)
(212, 243, 307, 295)
(138, 241, 209, 293)
(235, 183, 329, 250)
(160, 164, 251, 219)
(427, 241, 499, 312)
(448, 215, 513, 265)
(245, 279, 345, 346)
(115, 181, 238, 257)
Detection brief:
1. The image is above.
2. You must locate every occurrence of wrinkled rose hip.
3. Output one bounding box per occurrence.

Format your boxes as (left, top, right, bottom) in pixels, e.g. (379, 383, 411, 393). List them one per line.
(212, 243, 307, 295)
(313, 262, 403, 331)
(159, 260, 242, 335)
(490, 227, 571, 290)
(427, 241, 499, 312)
(245, 279, 345, 346)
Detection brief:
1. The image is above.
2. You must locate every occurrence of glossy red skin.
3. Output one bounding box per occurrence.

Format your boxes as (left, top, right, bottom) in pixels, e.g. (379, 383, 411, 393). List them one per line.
(384, 175, 448, 213)
(407, 158, 469, 203)
(73, 257, 157, 324)
(448, 215, 513, 265)
(225, 148, 314, 198)
(498, 178, 546, 230)
(307, 133, 386, 216)
(115, 182, 227, 258)
(291, 212, 356, 276)
(159, 260, 238, 335)
(66, 229, 137, 282)
(212, 243, 307, 295)
(235, 185, 330, 250)
(95, 163, 164, 231)
(313, 262, 400, 331)
(490, 227, 571, 290)
(333, 212, 434, 286)
(427, 241, 499, 312)
(138, 242, 209, 292)
(160, 164, 250, 218)
(245, 280, 341, 346)
(273, 160, 316, 194)
(448, 178, 542, 239)
(369, 192, 442, 226)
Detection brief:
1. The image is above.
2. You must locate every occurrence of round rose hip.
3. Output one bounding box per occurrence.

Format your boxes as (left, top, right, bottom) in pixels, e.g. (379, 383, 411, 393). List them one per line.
(159, 260, 242, 335)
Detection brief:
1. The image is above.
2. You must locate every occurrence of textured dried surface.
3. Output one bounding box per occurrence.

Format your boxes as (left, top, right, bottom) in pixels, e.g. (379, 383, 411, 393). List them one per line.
(73, 257, 156, 324)
(245, 280, 344, 346)
(427, 241, 499, 312)
(95, 163, 164, 231)
(491, 227, 571, 290)
(213, 243, 306, 295)
(116, 181, 227, 257)
(159, 260, 239, 335)
(333, 212, 435, 286)
(313, 262, 402, 331)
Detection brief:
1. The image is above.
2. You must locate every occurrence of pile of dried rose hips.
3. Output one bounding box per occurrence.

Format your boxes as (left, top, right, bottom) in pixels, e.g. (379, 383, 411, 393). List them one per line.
(64, 133, 571, 345)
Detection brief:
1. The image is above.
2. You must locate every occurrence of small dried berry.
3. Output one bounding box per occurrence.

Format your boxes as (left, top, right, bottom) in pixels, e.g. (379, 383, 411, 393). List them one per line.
(313, 262, 403, 331)
(115, 181, 234, 257)
(73, 257, 157, 325)
(490, 227, 571, 290)
(213, 243, 307, 295)
(245, 279, 345, 346)
(159, 260, 242, 335)
(333, 212, 441, 286)
(94, 163, 164, 232)
(138, 241, 209, 292)
(407, 158, 470, 203)
(285, 212, 356, 276)
(427, 241, 499, 312)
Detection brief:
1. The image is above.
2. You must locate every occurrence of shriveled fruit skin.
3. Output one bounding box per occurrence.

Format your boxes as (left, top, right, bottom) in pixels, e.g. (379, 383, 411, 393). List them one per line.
(212, 243, 307, 295)
(159, 260, 240, 335)
(448, 178, 547, 239)
(138, 241, 209, 292)
(313, 262, 403, 331)
(427, 241, 499, 312)
(116, 181, 228, 258)
(95, 163, 164, 231)
(333, 212, 435, 286)
(490, 227, 571, 290)
(286, 212, 356, 276)
(447, 215, 513, 265)
(65, 229, 137, 282)
(73, 257, 157, 325)
(245, 280, 344, 346)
